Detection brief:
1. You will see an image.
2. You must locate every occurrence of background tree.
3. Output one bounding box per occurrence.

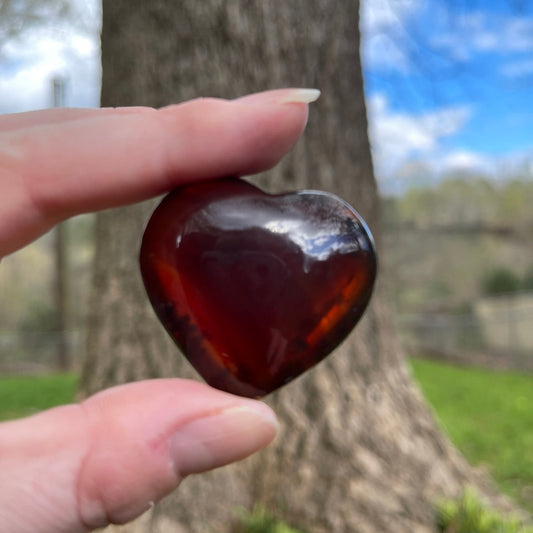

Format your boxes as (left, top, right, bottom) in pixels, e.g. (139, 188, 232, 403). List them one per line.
(0, 0, 69, 43)
(83, 1, 514, 531)
(0, 0, 95, 53)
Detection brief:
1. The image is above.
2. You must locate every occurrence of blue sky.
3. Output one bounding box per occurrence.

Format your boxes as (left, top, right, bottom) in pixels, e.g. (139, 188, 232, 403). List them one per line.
(1, 0, 532, 194)
(361, 0, 533, 192)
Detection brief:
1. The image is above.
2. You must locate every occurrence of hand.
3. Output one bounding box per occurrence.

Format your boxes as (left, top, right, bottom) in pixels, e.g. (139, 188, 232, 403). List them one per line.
(0, 88, 317, 532)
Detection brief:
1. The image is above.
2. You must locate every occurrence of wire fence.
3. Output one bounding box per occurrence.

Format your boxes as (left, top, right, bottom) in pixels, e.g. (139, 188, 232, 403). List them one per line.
(2, 294, 533, 376)
(398, 291, 533, 372)
(0, 330, 85, 375)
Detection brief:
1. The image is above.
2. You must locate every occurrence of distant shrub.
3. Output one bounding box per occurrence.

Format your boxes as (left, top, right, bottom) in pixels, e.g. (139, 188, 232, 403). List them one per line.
(522, 266, 533, 291)
(481, 267, 521, 296)
(436, 489, 533, 533)
(19, 301, 57, 332)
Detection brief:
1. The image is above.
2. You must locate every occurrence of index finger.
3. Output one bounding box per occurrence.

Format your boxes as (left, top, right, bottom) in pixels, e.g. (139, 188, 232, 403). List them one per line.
(0, 88, 319, 256)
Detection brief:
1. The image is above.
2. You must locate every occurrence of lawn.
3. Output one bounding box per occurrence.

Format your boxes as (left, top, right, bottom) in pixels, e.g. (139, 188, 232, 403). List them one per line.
(0, 361, 531, 514)
(410, 358, 533, 512)
(0, 373, 78, 421)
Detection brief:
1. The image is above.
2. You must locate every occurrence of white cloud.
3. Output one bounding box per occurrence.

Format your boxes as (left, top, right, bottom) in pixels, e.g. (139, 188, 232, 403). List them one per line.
(429, 11, 533, 61)
(471, 17, 533, 53)
(386, 148, 533, 195)
(367, 93, 533, 194)
(363, 93, 511, 194)
(436, 150, 493, 174)
(361, 0, 423, 35)
(500, 58, 533, 78)
(0, 0, 101, 114)
(367, 93, 472, 179)
(362, 3, 533, 77)
(362, 33, 411, 73)
(502, 17, 533, 52)
(471, 32, 499, 52)
(360, 0, 423, 73)
(429, 33, 470, 62)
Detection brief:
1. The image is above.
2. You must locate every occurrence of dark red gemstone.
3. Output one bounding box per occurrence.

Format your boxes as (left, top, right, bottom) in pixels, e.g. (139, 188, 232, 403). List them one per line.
(140, 178, 376, 398)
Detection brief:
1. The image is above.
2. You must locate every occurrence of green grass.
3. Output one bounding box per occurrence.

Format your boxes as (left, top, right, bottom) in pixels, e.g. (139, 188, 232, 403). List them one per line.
(0, 373, 78, 421)
(0, 362, 531, 516)
(234, 507, 305, 533)
(410, 358, 533, 512)
(437, 489, 533, 533)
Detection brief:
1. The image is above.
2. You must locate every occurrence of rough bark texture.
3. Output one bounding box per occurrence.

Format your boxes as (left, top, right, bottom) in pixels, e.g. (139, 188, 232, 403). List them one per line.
(86, 2, 515, 532)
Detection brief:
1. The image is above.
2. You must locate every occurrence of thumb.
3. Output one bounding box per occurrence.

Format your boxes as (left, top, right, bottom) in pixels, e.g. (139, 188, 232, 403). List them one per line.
(0, 379, 278, 533)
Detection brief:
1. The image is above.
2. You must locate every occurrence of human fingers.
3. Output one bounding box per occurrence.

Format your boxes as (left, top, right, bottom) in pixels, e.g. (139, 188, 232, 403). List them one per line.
(0, 88, 320, 132)
(0, 379, 277, 533)
(0, 88, 319, 256)
(0, 88, 321, 132)
(0, 107, 149, 133)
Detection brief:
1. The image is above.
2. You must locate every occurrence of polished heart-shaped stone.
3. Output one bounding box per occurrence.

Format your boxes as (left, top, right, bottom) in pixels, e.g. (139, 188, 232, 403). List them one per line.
(140, 178, 377, 398)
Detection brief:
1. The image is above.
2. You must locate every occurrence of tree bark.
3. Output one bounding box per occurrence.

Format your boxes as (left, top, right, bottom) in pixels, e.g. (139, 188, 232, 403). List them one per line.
(85, 1, 513, 532)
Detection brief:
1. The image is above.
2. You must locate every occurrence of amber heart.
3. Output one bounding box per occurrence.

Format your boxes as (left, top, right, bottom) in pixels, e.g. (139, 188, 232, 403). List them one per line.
(140, 178, 377, 398)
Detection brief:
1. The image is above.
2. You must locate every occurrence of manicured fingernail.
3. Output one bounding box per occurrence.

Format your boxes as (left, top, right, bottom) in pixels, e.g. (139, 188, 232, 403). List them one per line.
(169, 403, 278, 477)
(235, 88, 321, 106)
(277, 88, 321, 104)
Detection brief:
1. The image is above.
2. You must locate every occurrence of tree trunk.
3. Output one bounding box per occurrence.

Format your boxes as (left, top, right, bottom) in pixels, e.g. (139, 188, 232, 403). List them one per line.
(84, 1, 513, 532)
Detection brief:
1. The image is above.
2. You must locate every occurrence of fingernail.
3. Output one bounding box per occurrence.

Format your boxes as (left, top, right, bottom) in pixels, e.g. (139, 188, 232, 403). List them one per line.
(235, 88, 321, 106)
(277, 88, 321, 104)
(169, 403, 278, 477)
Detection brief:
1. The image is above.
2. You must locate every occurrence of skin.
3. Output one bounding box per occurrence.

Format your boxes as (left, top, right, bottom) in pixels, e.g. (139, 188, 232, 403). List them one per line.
(0, 89, 310, 533)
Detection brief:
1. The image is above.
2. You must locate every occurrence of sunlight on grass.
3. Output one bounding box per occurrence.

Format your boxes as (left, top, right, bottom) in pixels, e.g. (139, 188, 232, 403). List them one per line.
(410, 358, 533, 512)
(0, 362, 531, 515)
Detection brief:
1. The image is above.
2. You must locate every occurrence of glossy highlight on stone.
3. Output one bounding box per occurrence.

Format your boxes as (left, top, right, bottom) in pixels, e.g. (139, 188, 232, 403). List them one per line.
(140, 178, 377, 398)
